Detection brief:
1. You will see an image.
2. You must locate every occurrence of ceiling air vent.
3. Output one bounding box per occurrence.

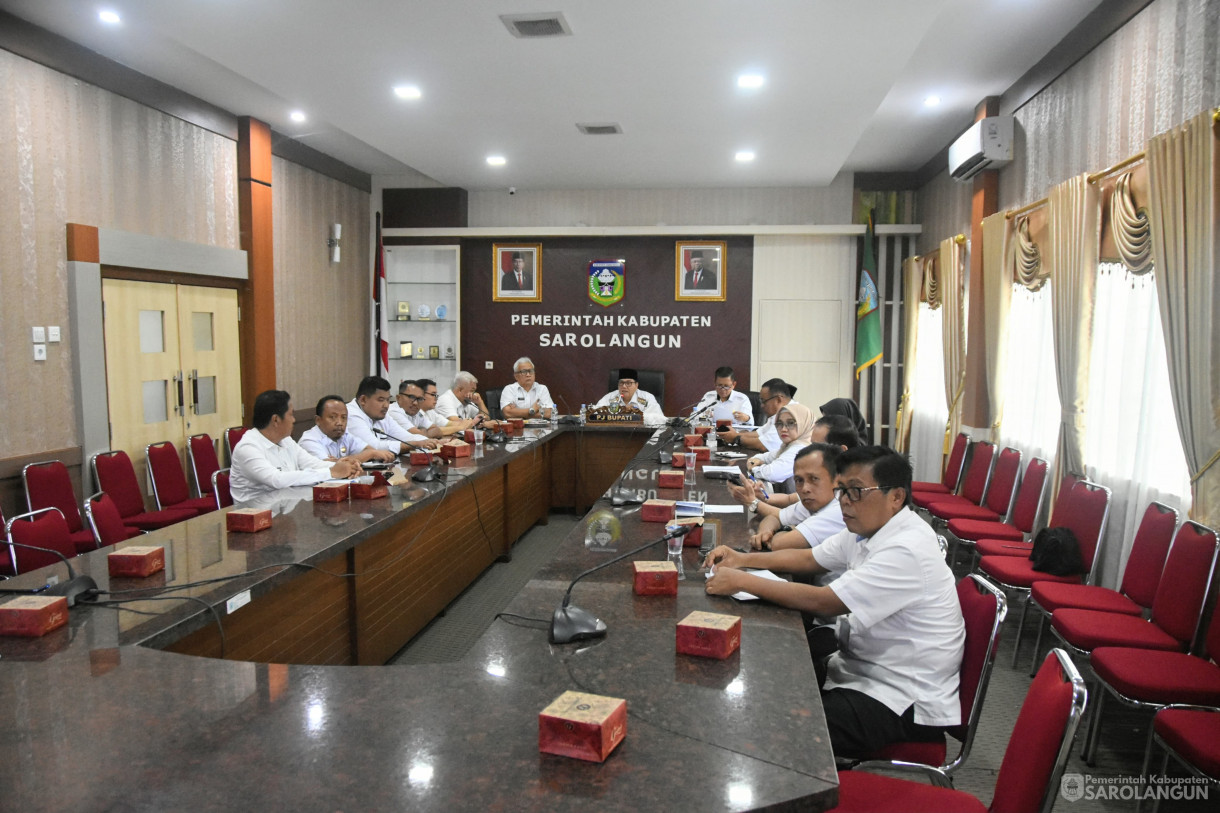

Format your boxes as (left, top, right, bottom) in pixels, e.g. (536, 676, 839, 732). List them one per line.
(576, 123, 622, 136)
(500, 13, 572, 38)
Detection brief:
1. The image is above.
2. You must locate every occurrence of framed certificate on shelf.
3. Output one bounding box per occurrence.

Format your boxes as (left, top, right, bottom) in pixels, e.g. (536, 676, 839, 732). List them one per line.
(429, 345, 440, 359)
(415, 346, 427, 359)
(396, 301, 411, 321)
(399, 341, 413, 358)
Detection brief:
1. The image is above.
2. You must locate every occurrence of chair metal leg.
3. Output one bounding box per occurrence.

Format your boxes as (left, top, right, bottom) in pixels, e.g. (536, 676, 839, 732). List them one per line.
(1082, 683, 1105, 765)
(1029, 614, 1046, 677)
(1010, 592, 1030, 667)
(1150, 748, 1170, 813)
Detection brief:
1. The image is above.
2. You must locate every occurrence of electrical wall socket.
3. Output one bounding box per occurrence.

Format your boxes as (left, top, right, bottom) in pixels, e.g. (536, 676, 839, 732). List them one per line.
(33, 344, 47, 361)
(485, 361, 494, 369)
(32, 326, 45, 343)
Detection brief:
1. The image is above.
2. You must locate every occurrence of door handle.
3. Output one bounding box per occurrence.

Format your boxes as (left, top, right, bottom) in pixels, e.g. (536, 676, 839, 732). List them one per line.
(173, 371, 185, 417)
(189, 369, 199, 414)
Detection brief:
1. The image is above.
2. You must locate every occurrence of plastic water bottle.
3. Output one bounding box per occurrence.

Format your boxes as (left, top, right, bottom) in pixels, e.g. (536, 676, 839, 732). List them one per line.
(579, 403, 587, 425)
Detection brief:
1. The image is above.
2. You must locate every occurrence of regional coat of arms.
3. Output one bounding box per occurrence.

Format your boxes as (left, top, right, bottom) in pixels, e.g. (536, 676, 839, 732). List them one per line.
(588, 260, 625, 307)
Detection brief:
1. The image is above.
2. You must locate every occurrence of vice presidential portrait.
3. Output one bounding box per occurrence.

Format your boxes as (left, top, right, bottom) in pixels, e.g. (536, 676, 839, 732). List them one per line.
(493, 243, 542, 302)
(676, 241, 726, 301)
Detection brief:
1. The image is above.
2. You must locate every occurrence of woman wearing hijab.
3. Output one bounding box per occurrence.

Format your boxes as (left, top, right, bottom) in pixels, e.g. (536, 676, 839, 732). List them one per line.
(745, 402, 815, 484)
(819, 397, 868, 444)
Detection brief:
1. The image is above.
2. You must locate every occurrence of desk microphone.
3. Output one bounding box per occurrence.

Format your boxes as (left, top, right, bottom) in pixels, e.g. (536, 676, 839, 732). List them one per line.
(550, 524, 693, 644)
(0, 542, 98, 607)
(668, 397, 710, 427)
(372, 425, 424, 451)
(555, 394, 581, 425)
(607, 465, 646, 506)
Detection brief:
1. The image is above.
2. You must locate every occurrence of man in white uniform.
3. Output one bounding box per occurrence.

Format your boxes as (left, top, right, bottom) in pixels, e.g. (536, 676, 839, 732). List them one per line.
(435, 371, 493, 423)
(347, 375, 431, 454)
(387, 380, 459, 439)
(691, 366, 753, 425)
(705, 445, 965, 759)
(717, 378, 794, 452)
(300, 395, 398, 463)
(731, 444, 845, 552)
(500, 357, 553, 419)
(230, 390, 359, 503)
(594, 368, 666, 426)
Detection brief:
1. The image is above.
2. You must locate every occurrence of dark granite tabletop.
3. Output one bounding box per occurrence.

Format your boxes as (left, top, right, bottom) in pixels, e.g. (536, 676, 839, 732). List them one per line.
(0, 424, 837, 812)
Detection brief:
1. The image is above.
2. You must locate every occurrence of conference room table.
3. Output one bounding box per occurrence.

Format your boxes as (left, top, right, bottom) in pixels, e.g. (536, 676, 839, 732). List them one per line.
(0, 423, 838, 812)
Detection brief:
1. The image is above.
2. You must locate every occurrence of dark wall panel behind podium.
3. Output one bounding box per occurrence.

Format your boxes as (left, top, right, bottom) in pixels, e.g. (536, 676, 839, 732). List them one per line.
(460, 236, 753, 416)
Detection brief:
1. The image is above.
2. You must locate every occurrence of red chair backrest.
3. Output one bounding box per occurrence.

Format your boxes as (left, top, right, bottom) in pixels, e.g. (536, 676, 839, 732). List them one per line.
(5, 508, 76, 575)
(1010, 458, 1048, 533)
(225, 427, 248, 463)
(1205, 567, 1220, 662)
(213, 469, 233, 509)
(1046, 473, 1083, 526)
(147, 441, 191, 507)
(959, 441, 995, 505)
(990, 651, 1084, 813)
(188, 434, 221, 496)
(983, 447, 1022, 516)
(93, 451, 146, 519)
(950, 575, 1006, 744)
(86, 492, 137, 548)
(1149, 521, 1219, 649)
(23, 460, 84, 533)
(1118, 502, 1179, 609)
(944, 433, 969, 491)
(1054, 479, 1111, 573)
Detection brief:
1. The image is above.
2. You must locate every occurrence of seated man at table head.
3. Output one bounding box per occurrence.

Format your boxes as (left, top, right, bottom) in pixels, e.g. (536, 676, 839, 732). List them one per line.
(387, 379, 450, 441)
(347, 375, 429, 454)
(594, 367, 666, 425)
(500, 357, 553, 420)
(300, 395, 397, 464)
(436, 371, 495, 424)
(693, 366, 753, 425)
(705, 445, 965, 759)
(718, 377, 794, 451)
(230, 389, 360, 503)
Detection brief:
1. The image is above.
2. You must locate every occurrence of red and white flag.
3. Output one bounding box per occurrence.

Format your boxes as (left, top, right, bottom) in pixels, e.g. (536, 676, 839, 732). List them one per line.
(373, 213, 389, 376)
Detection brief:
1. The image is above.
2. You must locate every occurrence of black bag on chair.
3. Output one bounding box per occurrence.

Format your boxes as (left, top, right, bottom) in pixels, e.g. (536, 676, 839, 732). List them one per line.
(1029, 527, 1085, 576)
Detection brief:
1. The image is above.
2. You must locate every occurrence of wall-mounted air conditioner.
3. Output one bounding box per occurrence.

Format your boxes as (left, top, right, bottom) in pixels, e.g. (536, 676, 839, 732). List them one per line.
(948, 116, 1014, 181)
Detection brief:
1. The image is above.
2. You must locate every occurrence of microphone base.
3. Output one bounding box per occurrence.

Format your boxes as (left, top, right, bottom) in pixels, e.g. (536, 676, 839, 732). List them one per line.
(549, 604, 608, 644)
(609, 488, 644, 507)
(45, 574, 99, 608)
(657, 449, 673, 464)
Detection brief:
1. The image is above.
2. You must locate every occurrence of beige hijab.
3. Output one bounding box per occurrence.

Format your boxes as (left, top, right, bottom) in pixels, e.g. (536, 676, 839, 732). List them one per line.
(776, 402, 816, 450)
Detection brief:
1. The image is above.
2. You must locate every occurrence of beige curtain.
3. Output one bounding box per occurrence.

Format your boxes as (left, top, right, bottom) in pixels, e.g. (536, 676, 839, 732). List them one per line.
(940, 236, 968, 454)
(980, 213, 1013, 443)
(1146, 110, 1220, 527)
(894, 255, 923, 452)
(1048, 174, 1101, 478)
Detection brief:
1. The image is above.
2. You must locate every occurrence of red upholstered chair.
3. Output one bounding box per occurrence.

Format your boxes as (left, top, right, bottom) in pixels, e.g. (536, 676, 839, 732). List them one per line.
(979, 478, 1111, 667)
(911, 433, 969, 496)
(946, 457, 1048, 566)
(1077, 520, 1220, 765)
(913, 441, 994, 513)
(212, 468, 233, 510)
(92, 450, 197, 531)
(854, 575, 1006, 783)
(1025, 501, 1179, 673)
(146, 441, 216, 515)
(829, 649, 1087, 813)
(187, 433, 221, 497)
(1149, 705, 1220, 805)
(927, 446, 1021, 525)
(22, 460, 97, 553)
(83, 492, 142, 549)
(225, 426, 248, 465)
(973, 472, 1078, 559)
(3, 507, 76, 576)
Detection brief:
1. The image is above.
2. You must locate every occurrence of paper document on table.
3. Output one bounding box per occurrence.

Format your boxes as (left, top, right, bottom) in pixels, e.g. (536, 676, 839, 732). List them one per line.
(702, 465, 742, 475)
(703, 504, 744, 514)
(731, 569, 785, 600)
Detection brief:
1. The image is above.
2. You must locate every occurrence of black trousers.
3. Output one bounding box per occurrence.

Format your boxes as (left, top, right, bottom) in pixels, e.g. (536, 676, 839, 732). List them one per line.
(820, 688, 947, 760)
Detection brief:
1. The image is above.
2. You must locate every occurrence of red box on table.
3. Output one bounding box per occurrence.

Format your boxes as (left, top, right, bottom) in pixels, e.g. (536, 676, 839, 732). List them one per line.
(409, 449, 433, 466)
(538, 691, 627, 763)
(350, 473, 389, 500)
(632, 561, 679, 596)
(0, 596, 68, 638)
(641, 499, 676, 523)
(683, 434, 701, 448)
(694, 425, 712, 436)
(671, 451, 687, 467)
(674, 517, 704, 547)
(716, 418, 732, 431)
(676, 611, 741, 659)
(313, 482, 349, 502)
(693, 445, 711, 461)
(107, 545, 165, 577)
(463, 429, 482, 444)
(657, 469, 684, 489)
(510, 418, 525, 435)
(439, 440, 471, 459)
(227, 507, 273, 532)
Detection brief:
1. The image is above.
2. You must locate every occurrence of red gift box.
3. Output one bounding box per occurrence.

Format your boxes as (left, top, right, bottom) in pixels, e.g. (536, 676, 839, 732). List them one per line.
(683, 434, 701, 448)
(641, 499, 676, 523)
(693, 446, 711, 461)
(716, 419, 732, 431)
(313, 482, 349, 502)
(510, 418, 525, 435)
(440, 440, 471, 459)
(409, 450, 433, 466)
(227, 507, 273, 532)
(676, 611, 741, 659)
(0, 596, 68, 638)
(350, 481, 389, 499)
(632, 561, 679, 596)
(671, 452, 687, 467)
(107, 545, 166, 577)
(694, 425, 712, 436)
(674, 517, 704, 547)
(538, 691, 627, 763)
(657, 469, 684, 489)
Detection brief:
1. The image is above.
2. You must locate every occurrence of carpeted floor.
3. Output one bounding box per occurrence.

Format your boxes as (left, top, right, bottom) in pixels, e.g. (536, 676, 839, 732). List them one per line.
(390, 511, 1212, 811)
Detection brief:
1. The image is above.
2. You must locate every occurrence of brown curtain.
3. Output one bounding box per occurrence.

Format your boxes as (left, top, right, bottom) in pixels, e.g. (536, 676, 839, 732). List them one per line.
(894, 255, 923, 452)
(940, 237, 967, 454)
(1146, 109, 1220, 527)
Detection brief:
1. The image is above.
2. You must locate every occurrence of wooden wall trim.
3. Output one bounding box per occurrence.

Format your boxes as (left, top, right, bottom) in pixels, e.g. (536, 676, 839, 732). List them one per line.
(238, 117, 277, 423)
(66, 223, 99, 263)
(0, 447, 83, 481)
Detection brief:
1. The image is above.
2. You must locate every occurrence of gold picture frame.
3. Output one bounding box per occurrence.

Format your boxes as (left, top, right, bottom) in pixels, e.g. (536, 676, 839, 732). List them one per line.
(675, 241, 726, 302)
(493, 243, 542, 302)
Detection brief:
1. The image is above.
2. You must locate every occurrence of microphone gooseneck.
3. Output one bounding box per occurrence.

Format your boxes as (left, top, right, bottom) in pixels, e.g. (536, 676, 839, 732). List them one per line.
(0, 541, 99, 607)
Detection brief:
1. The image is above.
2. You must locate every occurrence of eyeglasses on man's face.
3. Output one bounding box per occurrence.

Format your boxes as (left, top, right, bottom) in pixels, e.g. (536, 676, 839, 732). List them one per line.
(515, 368, 535, 376)
(760, 393, 782, 404)
(833, 485, 895, 503)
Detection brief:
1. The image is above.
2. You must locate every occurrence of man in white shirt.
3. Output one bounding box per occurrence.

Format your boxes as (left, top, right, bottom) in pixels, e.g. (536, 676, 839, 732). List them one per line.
(705, 445, 965, 759)
(717, 378, 794, 452)
(230, 390, 359, 503)
(691, 366, 753, 425)
(500, 357, 553, 419)
(435, 371, 493, 423)
(347, 375, 432, 455)
(732, 444, 845, 552)
(387, 380, 460, 439)
(594, 368, 666, 426)
(300, 395, 397, 464)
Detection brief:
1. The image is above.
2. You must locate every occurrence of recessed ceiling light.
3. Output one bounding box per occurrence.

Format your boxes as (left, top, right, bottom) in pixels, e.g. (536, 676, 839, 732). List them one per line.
(737, 74, 765, 90)
(735, 151, 755, 162)
(290, 111, 306, 123)
(924, 95, 941, 107)
(393, 85, 421, 100)
(486, 155, 507, 166)
(98, 10, 121, 24)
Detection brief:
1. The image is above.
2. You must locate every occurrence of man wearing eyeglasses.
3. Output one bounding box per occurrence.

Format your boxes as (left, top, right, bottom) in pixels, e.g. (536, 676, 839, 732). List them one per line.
(717, 377, 794, 452)
(704, 445, 965, 760)
(691, 366, 753, 424)
(593, 367, 666, 426)
(500, 357, 553, 420)
(387, 380, 450, 441)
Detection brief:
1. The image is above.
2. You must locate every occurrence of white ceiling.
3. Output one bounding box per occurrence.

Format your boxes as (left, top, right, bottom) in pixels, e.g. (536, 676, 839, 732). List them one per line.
(1, 0, 1106, 189)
